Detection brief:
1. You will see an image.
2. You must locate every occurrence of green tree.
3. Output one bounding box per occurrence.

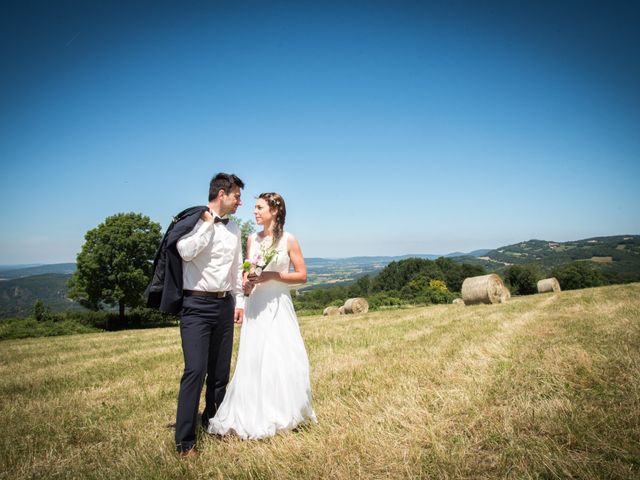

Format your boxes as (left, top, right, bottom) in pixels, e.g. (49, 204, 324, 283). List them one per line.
(399, 275, 453, 304)
(372, 258, 443, 292)
(33, 299, 51, 322)
(461, 264, 487, 284)
(435, 258, 464, 292)
(358, 274, 372, 295)
(230, 215, 256, 257)
(400, 274, 431, 301)
(426, 279, 453, 304)
(552, 261, 604, 290)
(435, 257, 486, 292)
(372, 257, 484, 294)
(68, 213, 162, 328)
(504, 264, 540, 295)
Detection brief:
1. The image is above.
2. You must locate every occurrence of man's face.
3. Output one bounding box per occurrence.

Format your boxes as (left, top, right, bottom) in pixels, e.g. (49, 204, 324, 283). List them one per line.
(220, 185, 242, 215)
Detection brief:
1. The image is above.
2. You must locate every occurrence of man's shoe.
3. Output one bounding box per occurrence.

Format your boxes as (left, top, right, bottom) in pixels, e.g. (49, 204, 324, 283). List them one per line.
(178, 448, 198, 459)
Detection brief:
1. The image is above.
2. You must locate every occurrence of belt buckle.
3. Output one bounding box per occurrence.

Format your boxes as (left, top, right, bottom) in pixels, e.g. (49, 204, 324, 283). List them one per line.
(217, 291, 227, 298)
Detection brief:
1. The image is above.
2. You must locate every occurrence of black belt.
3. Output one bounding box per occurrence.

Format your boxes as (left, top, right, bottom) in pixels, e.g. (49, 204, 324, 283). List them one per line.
(183, 290, 229, 298)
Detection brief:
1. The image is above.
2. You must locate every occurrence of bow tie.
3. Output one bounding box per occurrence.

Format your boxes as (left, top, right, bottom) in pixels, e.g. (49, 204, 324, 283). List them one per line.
(214, 216, 229, 225)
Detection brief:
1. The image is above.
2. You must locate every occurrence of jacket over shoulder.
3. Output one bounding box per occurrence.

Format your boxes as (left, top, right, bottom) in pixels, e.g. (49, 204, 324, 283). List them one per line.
(145, 206, 209, 314)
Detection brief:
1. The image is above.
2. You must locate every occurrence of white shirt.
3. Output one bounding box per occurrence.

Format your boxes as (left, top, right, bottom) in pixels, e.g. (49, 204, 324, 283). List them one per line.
(176, 216, 245, 309)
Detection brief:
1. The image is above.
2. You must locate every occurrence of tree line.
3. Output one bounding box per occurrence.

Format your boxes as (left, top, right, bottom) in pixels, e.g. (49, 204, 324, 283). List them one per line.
(502, 262, 605, 295)
(57, 212, 624, 319)
(3, 211, 622, 338)
(293, 257, 487, 313)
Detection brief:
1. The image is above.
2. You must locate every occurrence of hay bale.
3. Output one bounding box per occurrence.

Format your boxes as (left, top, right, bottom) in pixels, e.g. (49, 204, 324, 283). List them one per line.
(461, 274, 508, 305)
(537, 277, 561, 293)
(343, 297, 369, 314)
(323, 306, 341, 316)
(500, 287, 511, 303)
(452, 298, 465, 305)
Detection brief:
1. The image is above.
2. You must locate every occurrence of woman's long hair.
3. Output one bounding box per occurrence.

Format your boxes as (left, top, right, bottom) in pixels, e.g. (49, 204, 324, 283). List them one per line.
(258, 192, 286, 247)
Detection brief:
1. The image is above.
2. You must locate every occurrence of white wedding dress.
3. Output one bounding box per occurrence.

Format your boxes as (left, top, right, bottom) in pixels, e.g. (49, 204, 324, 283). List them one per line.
(208, 232, 316, 439)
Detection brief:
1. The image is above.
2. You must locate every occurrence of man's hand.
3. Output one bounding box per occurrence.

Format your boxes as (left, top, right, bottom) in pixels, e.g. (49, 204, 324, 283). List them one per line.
(234, 308, 244, 325)
(201, 210, 214, 223)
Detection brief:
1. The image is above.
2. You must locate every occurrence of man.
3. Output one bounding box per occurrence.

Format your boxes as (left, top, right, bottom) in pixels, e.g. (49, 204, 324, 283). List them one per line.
(174, 172, 245, 457)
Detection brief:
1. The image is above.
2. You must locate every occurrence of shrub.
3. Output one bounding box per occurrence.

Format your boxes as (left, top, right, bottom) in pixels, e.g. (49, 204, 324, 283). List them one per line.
(425, 279, 455, 304)
(368, 291, 403, 310)
(552, 261, 604, 290)
(0, 316, 100, 340)
(504, 264, 540, 295)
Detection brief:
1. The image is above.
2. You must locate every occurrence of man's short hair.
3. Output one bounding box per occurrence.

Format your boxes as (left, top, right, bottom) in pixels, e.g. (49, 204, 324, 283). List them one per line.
(209, 173, 245, 201)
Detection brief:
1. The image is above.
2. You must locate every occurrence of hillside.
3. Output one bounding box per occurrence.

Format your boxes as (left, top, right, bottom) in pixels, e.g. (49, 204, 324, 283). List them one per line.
(0, 273, 84, 318)
(453, 235, 640, 281)
(1, 284, 638, 478)
(486, 235, 640, 265)
(0, 263, 76, 280)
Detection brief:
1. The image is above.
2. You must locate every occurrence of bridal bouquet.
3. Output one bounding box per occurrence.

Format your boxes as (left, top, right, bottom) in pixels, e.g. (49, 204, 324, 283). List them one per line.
(243, 244, 278, 277)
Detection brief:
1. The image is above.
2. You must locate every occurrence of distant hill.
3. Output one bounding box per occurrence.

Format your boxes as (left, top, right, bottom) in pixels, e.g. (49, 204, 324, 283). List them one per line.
(0, 263, 76, 280)
(451, 235, 640, 283)
(468, 249, 492, 257)
(0, 273, 84, 318)
(0, 264, 42, 272)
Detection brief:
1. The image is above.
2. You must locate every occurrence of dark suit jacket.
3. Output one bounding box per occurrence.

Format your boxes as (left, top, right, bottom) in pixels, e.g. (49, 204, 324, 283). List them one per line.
(145, 206, 209, 314)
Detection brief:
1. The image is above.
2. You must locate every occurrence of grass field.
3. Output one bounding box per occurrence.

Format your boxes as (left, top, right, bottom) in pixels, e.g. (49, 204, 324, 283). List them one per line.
(1, 284, 639, 479)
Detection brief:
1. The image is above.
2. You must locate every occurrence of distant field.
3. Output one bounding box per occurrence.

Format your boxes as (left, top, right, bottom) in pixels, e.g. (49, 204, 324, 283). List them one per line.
(1, 284, 639, 479)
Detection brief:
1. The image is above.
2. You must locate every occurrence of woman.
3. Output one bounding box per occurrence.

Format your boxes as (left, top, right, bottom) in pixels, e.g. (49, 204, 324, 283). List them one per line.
(208, 192, 317, 439)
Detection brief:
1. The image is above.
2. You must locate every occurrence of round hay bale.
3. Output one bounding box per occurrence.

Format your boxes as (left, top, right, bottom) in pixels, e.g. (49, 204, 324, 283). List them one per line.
(323, 306, 341, 316)
(537, 277, 561, 293)
(452, 298, 465, 306)
(461, 274, 508, 305)
(500, 287, 511, 303)
(343, 297, 369, 314)
(338, 306, 345, 315)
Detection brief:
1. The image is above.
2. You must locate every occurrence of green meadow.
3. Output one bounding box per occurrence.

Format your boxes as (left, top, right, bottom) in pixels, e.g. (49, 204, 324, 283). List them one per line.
(1, 284, 639, 479)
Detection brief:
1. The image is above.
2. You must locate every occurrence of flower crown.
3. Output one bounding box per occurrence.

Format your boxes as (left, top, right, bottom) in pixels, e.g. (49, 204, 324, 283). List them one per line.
(262, 194, 281, 207)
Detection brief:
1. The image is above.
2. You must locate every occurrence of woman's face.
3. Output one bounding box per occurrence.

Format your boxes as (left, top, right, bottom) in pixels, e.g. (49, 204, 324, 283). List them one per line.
(254, 198, 274, 226)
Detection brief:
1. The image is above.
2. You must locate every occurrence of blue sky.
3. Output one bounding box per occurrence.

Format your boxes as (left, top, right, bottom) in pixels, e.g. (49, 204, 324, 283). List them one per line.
(1, 0, 639, 263)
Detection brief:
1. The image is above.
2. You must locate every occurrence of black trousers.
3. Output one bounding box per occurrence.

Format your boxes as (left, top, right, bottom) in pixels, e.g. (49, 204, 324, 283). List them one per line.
(175, 294, 235, 452)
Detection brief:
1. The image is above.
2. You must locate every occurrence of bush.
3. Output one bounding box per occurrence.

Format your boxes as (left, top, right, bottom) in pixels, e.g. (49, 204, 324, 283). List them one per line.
(0, 316, 100, 340)
(125, 307, 178, 328)
(0, 303, 179, 340)
(368, 291, 403, 310)
(552, 261, 604, 290)
(293, 285, 349, 312)
(33, 300, 53, 322)
(425, 279, 455, 304)
(504, 265, 540, 295)
(398, 276, 454, 305)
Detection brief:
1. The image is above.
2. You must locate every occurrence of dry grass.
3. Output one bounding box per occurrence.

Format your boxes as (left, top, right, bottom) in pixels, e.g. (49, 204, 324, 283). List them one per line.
(1, 284, 639, 479)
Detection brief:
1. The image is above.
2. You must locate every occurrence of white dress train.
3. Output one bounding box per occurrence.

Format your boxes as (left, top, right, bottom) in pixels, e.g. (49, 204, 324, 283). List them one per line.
(208, 232, 316, 439)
